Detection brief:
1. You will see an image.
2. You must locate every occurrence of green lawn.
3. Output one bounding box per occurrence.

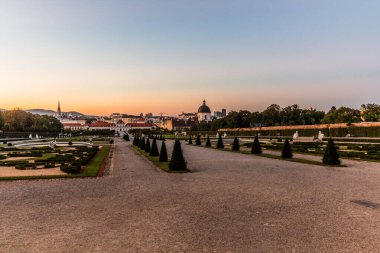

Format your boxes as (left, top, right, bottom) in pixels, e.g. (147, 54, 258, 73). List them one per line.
(80, 145, 111, 176)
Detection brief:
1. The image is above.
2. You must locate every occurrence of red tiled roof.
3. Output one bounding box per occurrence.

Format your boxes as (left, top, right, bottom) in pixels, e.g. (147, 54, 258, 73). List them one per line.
(63, 123, 83, 127)
(89, 121, 116, 127)
(126, 123, 153, 127)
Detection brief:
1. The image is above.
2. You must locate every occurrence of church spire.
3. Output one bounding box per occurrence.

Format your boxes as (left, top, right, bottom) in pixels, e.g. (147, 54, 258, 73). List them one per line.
(57, 100, 62, 117)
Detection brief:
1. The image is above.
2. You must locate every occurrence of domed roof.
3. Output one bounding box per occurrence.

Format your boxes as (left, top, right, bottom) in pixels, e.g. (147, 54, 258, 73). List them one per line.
(198, 100, 211, 113)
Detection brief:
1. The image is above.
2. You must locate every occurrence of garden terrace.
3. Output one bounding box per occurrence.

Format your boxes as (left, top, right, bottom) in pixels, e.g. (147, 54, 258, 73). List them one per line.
(0, 143, 111, 179)
(219, 122, 380, 137)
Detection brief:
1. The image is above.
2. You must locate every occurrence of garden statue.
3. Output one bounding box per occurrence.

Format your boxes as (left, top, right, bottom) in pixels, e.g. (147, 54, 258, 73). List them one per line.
(318, 131, 325, 141)
(293, 131, 299, 140)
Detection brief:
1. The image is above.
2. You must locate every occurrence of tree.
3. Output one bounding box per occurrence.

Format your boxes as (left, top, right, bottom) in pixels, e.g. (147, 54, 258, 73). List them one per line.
(251, 136, 262, 154)
(262, 104, 282, 126)
(150, 138, 159, 156)
(232, 137, 240, 151)
(188, 136, 193, 145)
(205, 136, 211, 147)
(195, 135, 201, 145)
(323, 139, 341, 165)
(123, 134, 130, 141)
(169, 140, 187, 171)
(322, 106, 361, 124)
(281, 139, 293, 159)
(140, 137, 145, 150)
(159, 140, 168, 162)
(216, 135, 224, 149)
(145, 138, 151, 153)
(361, 104, 380, 122)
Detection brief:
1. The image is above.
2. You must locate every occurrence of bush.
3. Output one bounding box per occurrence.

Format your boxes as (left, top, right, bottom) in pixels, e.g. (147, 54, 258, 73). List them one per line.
(60, 163, 81, 174)
(44, 163, 55, 168)
(0, 155, 7, 160)
(68, 141, 73, 146)
(281, 139, 293, 159)
(15, 163, 27, 170)
(159, 140, 168, 162)
(150, 138, 159, 156)
(7, 143, 12, 147)
(188, 136, 193, 145)
(195, 135, 201, 145)
(109, 139, 114, 144)
(251, 136, 262, 154)
(145, 138, 151, 153)
(123, 134, 130, 141)
(323, 139, 341, 165)
(140, 137, 146, 150)
(169, 140, 187, 171)
(232, 137, 240, 151)
(216, 135, 224, 149)
(205, 136, 211, 147)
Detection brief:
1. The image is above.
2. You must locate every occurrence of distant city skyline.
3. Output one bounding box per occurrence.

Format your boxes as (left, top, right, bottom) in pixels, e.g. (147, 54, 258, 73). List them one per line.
(1, 1, 379, 115)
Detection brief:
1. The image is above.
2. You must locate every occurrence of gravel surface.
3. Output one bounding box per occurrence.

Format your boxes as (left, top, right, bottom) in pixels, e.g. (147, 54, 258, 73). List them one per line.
(1, 138, 380, 252)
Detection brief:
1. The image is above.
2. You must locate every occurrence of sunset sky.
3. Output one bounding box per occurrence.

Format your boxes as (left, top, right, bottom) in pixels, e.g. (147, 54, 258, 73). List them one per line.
(1, 0, 379, 116)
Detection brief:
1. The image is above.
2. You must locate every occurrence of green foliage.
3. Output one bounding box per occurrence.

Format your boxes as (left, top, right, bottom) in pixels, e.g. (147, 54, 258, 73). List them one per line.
(251, 136, 262, 154)
(323, 139, 341, 165)
(145, 138, 151, 153)
(123, 133, 130, 141)
(216, 135, 224, 149)
(322, 106, 361, 124)
(60, 163, 81, 174)
(188, 136, 193, 145)
(159, 140, 168, 162)
(169, 140, 187, 171)
(195, 135, 201, 145)
(0, 109, 62, 132)
(68, 141, 73, 146)
(150, 138, 159, 156)
(361, 104, 380, 122)
(281, 139, 293, 159)
(232, 137, 240, 151)
(211, 104, 325, 130)
(109, 139, 114, 144)
(205, 136, 211, 147)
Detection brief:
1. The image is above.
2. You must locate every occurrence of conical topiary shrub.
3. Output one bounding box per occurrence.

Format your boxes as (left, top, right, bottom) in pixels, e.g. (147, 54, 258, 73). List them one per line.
(188, 136, 193, 145)
(140, 137, 146, 150)
(123, 134, 130, 141)
(232, 137, 240, 151)
(195, 135, 201, 145)
(159, 140, 168, 162)
(205, 136, 211, 147)
(281, 139, 293, 159)
(150, 138, 159, 156)
(145, 138, 151, 153)
(169, 140, 187, 171)
(216, 135, 224, 149)
(251, 135, 262, 154)
(323, 138, 341, 165)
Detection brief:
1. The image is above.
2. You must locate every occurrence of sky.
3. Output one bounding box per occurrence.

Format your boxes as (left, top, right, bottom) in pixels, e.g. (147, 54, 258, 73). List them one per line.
(0, 0, 379, 116)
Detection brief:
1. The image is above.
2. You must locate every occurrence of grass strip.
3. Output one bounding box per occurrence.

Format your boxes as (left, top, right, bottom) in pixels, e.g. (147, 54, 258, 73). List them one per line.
(187, 143, 345, 167)
(132, 146, 189, 173)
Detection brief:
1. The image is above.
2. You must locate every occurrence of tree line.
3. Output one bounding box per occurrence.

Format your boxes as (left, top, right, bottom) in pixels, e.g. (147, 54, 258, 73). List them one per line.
(0, 109, 62, 132)
(192, 103, 380, 131)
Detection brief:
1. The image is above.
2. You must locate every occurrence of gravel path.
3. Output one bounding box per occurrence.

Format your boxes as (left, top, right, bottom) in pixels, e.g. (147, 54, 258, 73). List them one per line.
(1, 138, 380, 252)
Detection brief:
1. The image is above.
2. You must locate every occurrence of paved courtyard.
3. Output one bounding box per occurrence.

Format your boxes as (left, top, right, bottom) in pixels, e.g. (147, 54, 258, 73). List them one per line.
(1, 138, 380, 252)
